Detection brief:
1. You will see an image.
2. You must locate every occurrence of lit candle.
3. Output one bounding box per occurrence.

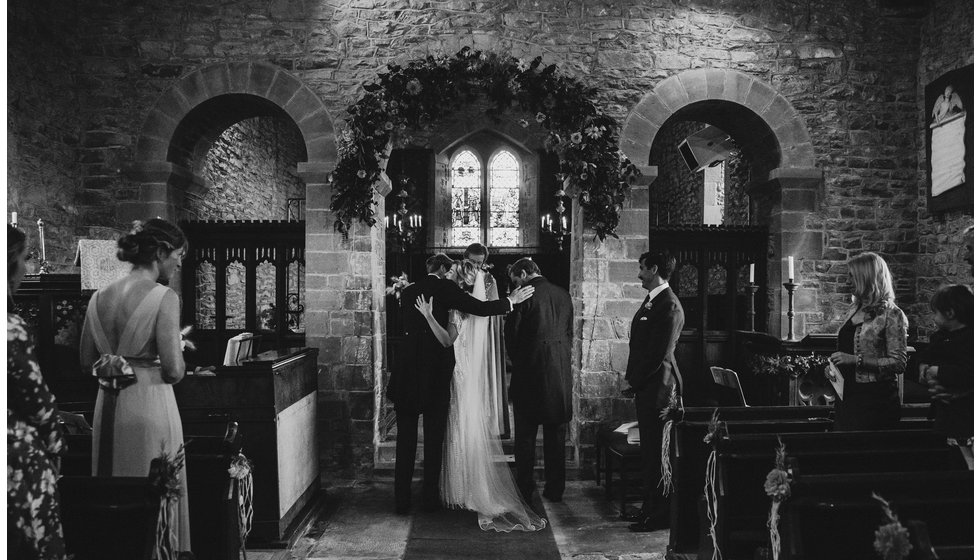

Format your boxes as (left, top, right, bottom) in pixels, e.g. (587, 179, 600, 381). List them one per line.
(398, 219, 403, 232)
(37, 218, 46, 261)
(385, 215, 389, 228)
(562, 216, 567, 230)
(749, 263, 755, 283)
(417, 215, 422, 228)
(11, 212, 17, 227)
(787, 256, 794, 282)
(541, 216, 546, 228)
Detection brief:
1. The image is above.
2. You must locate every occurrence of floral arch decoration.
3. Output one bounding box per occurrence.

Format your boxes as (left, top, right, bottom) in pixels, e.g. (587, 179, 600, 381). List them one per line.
(328, 47, 641, 240)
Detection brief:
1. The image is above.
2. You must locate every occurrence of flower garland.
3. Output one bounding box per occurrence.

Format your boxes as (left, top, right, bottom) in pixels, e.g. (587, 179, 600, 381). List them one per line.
(872, 492, 912, 560)
(329, 47, 642, 239)
(228, 453, 255, 559)
(764, 437, 792, 560)
(750, 352, 826, 378)
(658, 385, 683, 495)
(703, 408, 722, 560)
(150, 443, 187, 560)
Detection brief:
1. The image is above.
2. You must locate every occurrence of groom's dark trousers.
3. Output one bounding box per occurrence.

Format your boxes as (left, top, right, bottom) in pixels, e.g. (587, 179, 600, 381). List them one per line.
(389, 273, 512, 511)
(505, 276, 573, 501)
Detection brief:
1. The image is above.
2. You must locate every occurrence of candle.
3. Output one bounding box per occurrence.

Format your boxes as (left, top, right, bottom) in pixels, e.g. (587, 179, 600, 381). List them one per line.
(11, 212, 16, 227)
(417, 215, 422, 228)
(541, 216, 546, 228)
(749, 263, 755, 283)
(398, 219, 403, 232)
(37, 218, 46, 261)
(787, 256, 794, 282)
(385, 215, 389, 228)
(562, 216, 567, 230)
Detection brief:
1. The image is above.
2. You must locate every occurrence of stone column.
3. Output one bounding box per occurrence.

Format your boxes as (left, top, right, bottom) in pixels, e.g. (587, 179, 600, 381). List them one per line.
(573, 167, 655, 466)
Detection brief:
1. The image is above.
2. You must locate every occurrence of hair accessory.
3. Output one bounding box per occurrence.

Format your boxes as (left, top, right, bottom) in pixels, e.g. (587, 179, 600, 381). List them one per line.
(131, 220, 145, 234)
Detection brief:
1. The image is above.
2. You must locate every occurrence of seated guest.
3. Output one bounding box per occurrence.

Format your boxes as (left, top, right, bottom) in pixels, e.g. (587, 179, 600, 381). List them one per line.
(828, 252, 908, 431)
(79, 218, 191, 552)
(8, 224, 67, 559)
(919, 284, 973, 441)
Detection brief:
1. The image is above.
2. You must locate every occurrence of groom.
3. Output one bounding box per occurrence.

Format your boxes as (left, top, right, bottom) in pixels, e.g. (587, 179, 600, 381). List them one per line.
(505, 258, 573, 504)
(389, 253, 531, 514)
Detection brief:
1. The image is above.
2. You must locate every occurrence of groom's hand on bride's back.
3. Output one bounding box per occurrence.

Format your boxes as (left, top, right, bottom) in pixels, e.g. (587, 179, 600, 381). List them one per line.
(507, 285, 535, 305)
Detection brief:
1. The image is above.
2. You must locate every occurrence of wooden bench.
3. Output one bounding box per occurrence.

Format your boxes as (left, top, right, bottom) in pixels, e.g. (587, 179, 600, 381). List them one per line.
(713, 430, 966, 559)
(60, 458, 164, 560)
(782, 470, 973, 560)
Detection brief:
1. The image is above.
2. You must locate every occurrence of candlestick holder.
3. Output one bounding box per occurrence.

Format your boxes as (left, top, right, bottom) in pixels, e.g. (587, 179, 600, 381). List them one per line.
(386, 213, 423, 253)
(783, 281, 799, 341)
(744, 283, 758, 331)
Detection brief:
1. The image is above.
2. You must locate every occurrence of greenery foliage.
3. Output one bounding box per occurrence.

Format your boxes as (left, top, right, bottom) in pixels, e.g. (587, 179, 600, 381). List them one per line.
(329, 47, 642, 239)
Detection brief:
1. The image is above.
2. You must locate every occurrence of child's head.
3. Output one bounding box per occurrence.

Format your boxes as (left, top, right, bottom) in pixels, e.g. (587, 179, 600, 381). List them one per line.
(930, 284, 973, 330)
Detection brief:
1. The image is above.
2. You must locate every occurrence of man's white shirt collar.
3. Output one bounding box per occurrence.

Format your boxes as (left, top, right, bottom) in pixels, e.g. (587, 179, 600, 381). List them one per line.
(648, 283, 670, 301)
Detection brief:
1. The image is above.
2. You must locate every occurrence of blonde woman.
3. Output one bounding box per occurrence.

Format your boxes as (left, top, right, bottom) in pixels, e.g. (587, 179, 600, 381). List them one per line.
(827, 252, 909, 430)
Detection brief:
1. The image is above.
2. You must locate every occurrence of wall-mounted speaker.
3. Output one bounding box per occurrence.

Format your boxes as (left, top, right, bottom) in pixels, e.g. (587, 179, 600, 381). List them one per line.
(677, 126, 735, 173)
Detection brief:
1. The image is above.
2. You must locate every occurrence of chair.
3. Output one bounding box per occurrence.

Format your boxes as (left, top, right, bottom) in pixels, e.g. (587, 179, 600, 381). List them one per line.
(709, 367, 749, 407)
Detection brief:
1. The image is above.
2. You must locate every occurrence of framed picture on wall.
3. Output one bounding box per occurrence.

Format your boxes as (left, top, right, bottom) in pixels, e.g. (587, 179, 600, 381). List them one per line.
(925, 64, 973, 213)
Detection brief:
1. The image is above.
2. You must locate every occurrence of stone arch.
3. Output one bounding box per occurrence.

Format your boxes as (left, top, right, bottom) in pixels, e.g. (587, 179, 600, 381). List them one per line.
(619, 68, 823, 338)
(126, 61, 336, 219)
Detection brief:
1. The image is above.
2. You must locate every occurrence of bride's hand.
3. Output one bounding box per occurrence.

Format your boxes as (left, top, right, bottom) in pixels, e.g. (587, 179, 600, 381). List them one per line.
(508, 285, 535, 305)
(415, 295, 434, 318)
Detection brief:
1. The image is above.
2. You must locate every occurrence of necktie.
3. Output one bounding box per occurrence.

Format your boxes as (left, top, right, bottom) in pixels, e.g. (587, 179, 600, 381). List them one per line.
(639, 294, 650, 312)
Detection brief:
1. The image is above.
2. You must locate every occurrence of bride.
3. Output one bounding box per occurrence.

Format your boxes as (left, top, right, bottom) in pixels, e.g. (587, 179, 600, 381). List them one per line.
(414, 259, 546, 532)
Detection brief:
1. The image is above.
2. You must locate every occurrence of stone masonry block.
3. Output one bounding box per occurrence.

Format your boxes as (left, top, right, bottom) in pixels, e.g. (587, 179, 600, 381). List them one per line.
(617, 209, 648, 235)
(609, 260, 639, 283)
(722, 70, 754, 105)
(781, 189, 818, 212)
(654, 76, 690, 112)
(140, 109, 178, 145)
(583, 340, 611, 371)
(306, 183, 332, 211)
(744, 79, 777, 115)
(781, 143, 817, 168)
(621, 111, 659, 151)
(761, 94, 797, 130)
(579, 371, 623, 398)
(704, 68, 728, 99)
(266, 70, 303, 108)
(178, 70, 210, 108)
(155, 90, 191, 121)
(298, 110, 334, 143)
(199, 63, 231, 98)
(227, 62, 251, 92)
(285, 86, 325, 123)
(619, 135, 650, 166)
(609, 340, 630, 372)
(135, 136, 168, 162)
(634, 93, 671, 131)
(247, 63, 278, 97)
(306, 135, 338, 164)
(603, 299, 642, 319)
(782, 231, 823, 260)
(677, 68, 708, 102)
(321, 252, 351, 274)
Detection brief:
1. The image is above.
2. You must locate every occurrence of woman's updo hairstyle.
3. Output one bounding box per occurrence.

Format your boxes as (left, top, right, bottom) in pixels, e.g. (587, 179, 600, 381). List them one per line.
(454, 259, 479, 287)
(117, 218, 188, 265)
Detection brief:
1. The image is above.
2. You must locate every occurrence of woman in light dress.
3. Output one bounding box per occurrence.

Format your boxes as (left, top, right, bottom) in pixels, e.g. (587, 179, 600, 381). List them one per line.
(415, 259, 546, 532)
(79, 218, 191, 551)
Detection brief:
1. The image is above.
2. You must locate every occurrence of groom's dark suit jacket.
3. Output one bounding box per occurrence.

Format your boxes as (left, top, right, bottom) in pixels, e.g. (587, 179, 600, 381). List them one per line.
(625, 286, 685, 410)
(505, 276, 573, 424)
(388, 273, 511, 412)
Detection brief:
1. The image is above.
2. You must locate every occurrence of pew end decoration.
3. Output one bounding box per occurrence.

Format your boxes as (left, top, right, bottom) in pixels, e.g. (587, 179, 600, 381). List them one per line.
(150, 443, 187, 560)
(329, 47, 642, 240)
(763, 437, 792, 560)
(659, 385, 683, 495)
(228, 452, 255, 559)
(703, 408, 722, 560)
(872, 492, 912, 560)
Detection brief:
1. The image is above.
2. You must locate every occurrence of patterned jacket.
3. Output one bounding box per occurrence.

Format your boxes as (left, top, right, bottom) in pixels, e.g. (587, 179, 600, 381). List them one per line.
(843, 301, 909, 383)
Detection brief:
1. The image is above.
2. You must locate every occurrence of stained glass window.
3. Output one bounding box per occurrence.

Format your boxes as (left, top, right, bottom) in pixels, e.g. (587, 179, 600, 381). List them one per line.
(488, 150, 520, 246)
(450, 150, 482, 247)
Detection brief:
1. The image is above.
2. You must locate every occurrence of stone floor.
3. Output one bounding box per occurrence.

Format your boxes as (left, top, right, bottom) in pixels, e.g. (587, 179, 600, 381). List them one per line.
(247, 480, 669, 560)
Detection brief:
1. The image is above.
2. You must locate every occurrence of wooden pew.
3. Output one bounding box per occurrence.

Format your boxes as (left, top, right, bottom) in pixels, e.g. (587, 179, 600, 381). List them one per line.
(781, 470, 973, 560)
(60, 458, 164, 560)
(668, 406, 834, 557)
(907, 519, 975, 560)
(713, 430, 966, 559)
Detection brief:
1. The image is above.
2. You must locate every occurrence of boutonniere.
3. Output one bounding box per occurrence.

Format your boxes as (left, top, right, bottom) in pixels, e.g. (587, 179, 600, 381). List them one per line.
(644, 300, 653, 310)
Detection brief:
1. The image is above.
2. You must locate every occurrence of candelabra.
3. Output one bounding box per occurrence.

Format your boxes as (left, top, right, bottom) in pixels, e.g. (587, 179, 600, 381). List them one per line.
(384, 177, 424, 253)
(744, 282, 759, 331)
(540, 189, 571, 251)
(783, 281, 799, 341)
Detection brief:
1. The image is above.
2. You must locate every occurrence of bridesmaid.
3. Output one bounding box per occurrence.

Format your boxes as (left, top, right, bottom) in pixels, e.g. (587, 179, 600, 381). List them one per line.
(79, 218, 191, 553)
(8, 224, 68, 559)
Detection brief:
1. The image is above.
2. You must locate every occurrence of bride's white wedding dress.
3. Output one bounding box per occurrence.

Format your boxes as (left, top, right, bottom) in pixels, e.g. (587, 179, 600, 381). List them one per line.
(441, 271, 547, 532)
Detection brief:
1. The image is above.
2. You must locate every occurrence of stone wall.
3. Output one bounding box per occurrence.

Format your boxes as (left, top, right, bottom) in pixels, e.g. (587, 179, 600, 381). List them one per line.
(650, 121, 704, 225)
(912, 0, 974, 340)
(198, 116, 306, 220)
(7, 0, 972, 477)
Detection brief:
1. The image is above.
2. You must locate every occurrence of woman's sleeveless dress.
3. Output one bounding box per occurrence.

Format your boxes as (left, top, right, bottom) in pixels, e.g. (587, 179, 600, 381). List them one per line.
(441, 272, 546, 532)
(86, 284, 191, 550)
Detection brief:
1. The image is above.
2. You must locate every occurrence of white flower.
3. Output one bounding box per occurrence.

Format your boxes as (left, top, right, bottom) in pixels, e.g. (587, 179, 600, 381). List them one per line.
(519, 118, 529, 128)
(585, 125, 602, 139)
(570, 132, 583, 144)
(406, 79, 422, 95)
(357, 170, 367, 179)
(516, 59, 530, 72)
(535, 112, 547, 123)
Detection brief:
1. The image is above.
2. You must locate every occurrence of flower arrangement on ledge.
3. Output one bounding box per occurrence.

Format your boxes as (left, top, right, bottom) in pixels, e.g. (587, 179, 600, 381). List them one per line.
(329, 47, 642, 240)
(750, 352, 826, 378)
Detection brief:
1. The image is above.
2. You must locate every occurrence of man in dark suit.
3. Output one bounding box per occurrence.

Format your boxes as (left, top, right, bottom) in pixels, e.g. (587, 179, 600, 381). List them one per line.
(505, 258, 574, 504)
(625, 250, 685, 532)
(388, 253, 532, 514)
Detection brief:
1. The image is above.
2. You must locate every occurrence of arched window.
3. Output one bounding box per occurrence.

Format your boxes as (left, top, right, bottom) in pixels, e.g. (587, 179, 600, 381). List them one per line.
(450, 147, 522, 247)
